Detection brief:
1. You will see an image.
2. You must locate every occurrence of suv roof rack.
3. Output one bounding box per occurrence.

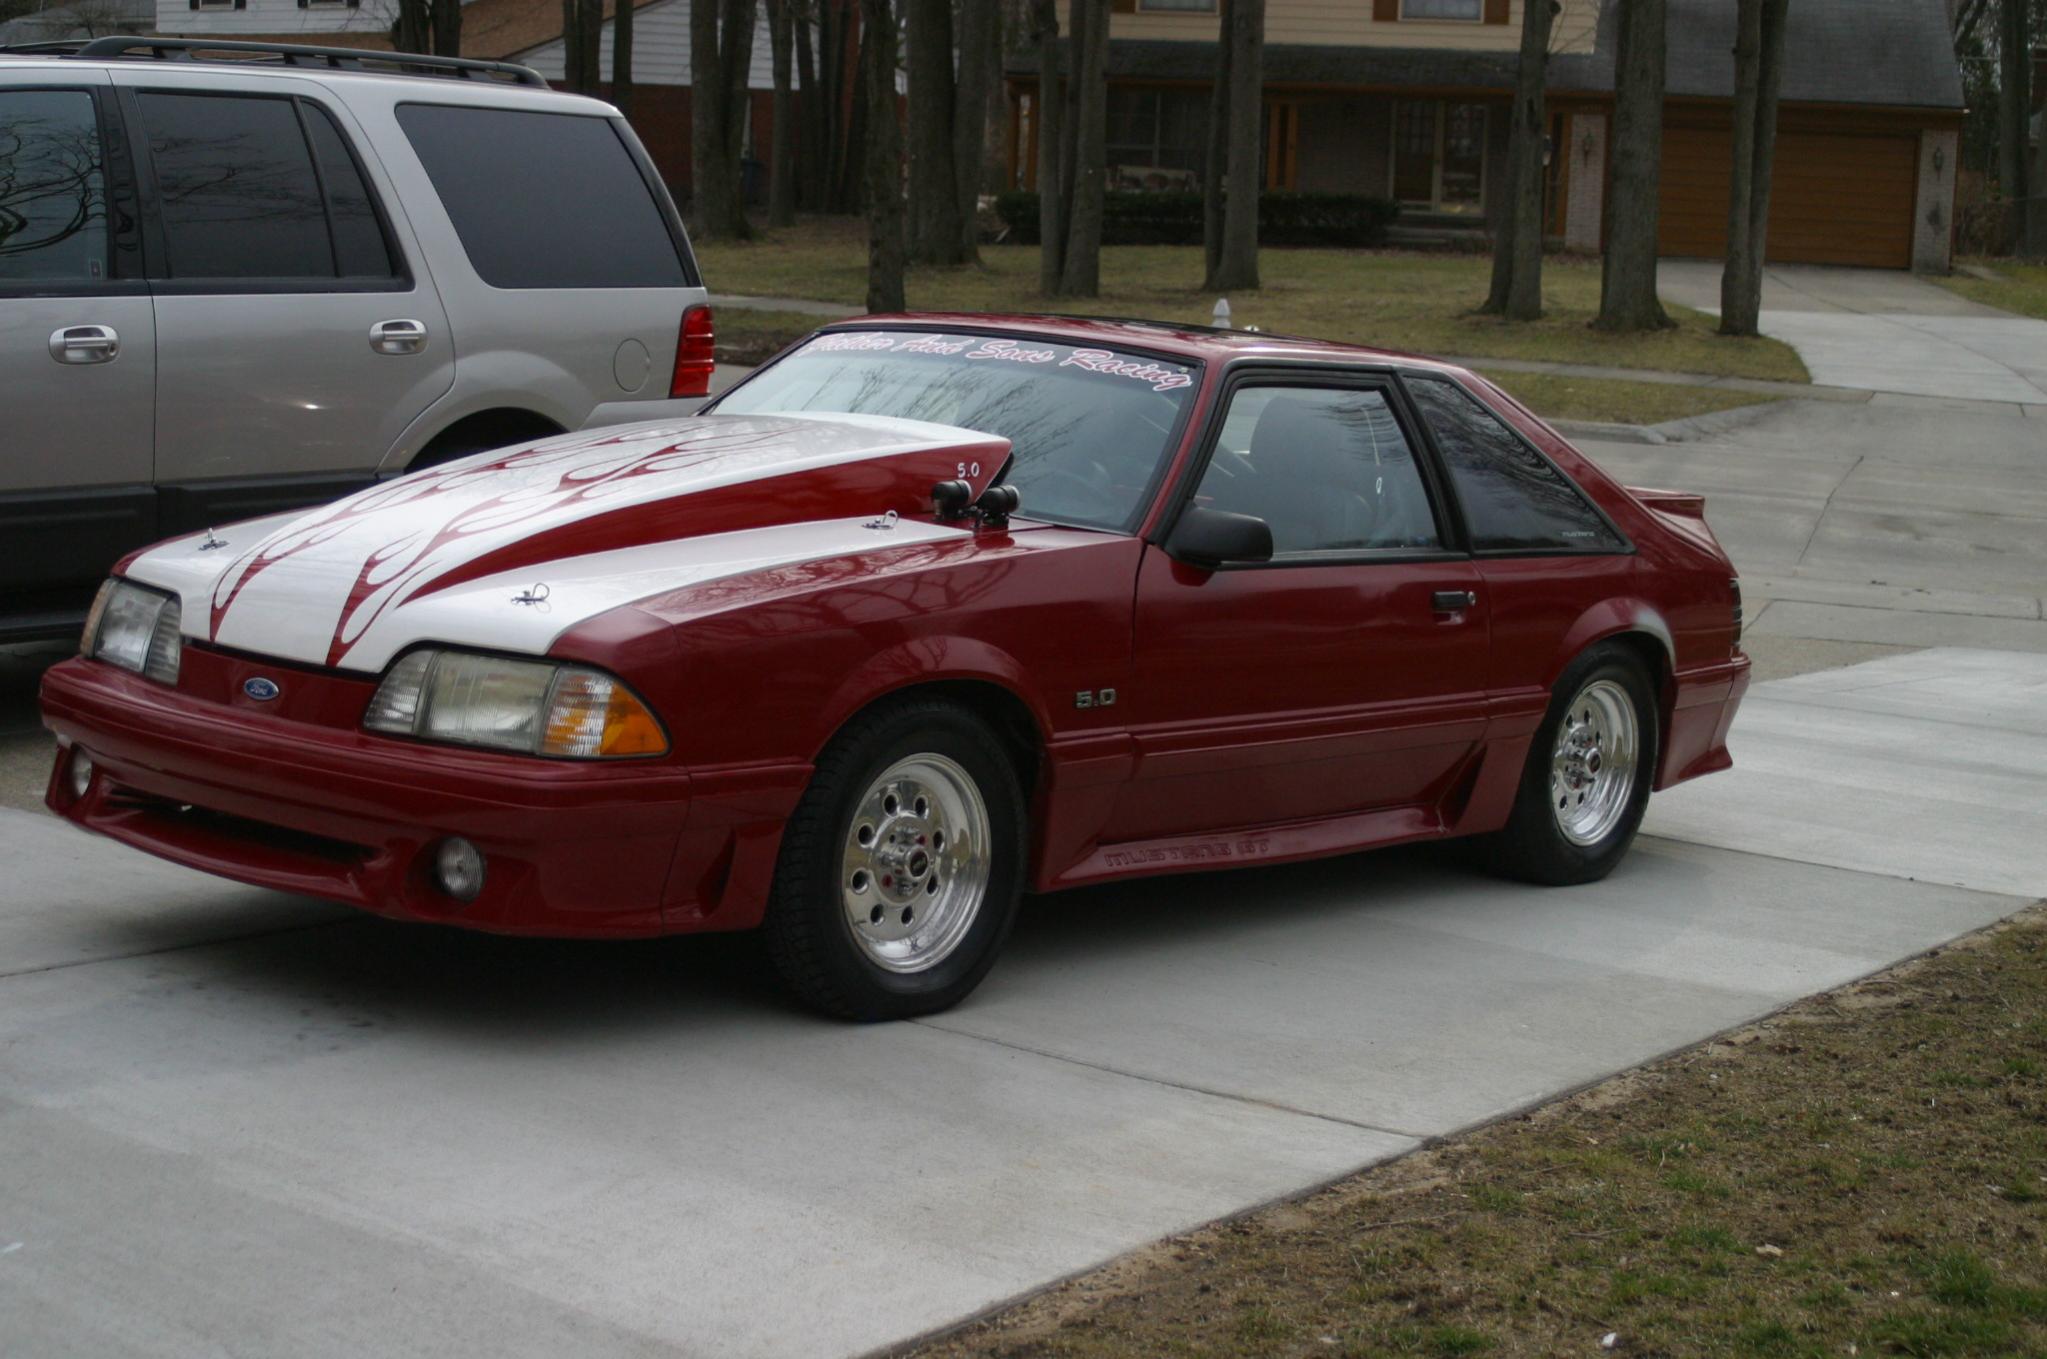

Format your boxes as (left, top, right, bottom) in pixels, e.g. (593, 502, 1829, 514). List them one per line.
(0, 36, 549, 87)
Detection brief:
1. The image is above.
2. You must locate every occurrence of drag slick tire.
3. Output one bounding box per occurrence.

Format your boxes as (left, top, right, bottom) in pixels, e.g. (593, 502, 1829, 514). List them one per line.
(765, 697, 1026, 1020)
(1483, 644, 1659, 886)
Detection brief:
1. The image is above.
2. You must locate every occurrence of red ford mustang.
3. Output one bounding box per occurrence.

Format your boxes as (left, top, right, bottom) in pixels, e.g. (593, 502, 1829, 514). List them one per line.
(42, 316, 1748, 1018)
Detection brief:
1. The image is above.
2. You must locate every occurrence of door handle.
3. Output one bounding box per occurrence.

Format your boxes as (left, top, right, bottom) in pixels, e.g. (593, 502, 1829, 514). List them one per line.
(48, 324, 120, 365)
(1431, 589, 1478, 612)
(370, 319, 428, 355)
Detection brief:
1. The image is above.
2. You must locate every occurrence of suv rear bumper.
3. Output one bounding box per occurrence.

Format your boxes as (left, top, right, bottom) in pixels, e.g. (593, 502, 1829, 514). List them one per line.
(41, 656, 695, 936)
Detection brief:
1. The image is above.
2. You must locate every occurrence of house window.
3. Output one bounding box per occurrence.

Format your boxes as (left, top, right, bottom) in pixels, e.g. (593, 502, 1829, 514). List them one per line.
(1401, 0, 1484, 18)
(1137, 0, 1217, 10)
(1391, 100, 1488, 214)
(1105, 87, 1207, 191)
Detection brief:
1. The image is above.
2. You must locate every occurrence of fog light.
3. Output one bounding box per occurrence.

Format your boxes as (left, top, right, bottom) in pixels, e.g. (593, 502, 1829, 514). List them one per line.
(68, 749, 95, 802)
(433, 837, 486, 902)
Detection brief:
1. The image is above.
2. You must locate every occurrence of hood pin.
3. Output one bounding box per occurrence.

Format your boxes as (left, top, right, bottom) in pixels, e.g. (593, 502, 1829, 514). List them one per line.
(511, 583, 552, 607)
(198, 529, 228, 551)
(863, 510, 899, 531)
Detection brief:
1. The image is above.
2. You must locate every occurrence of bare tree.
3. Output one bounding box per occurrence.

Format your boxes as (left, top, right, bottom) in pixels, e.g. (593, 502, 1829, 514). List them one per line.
(1482, 0, 1555, 319)
(1719, 0, 1787, 335)
(612, 0, 634, 116)
(766, 0, 796, 224)
(398, 0, 429, 54)
(1203, 0, 1263, 291)
(1200, 0, 1232, 287)
(1056, 0, 1109, 296)
(432, 0, 461, 57)
(905, 0, 968, 263)
(861, 0, 906, 311)
(1594, 0, 1672, 332)
(692, 0, 761, 240)
(557, 0, 601, 91)
(1999, 0, 2032, 250)
(1032, 0, 1066, 294)
(951, 0, 1001, 261)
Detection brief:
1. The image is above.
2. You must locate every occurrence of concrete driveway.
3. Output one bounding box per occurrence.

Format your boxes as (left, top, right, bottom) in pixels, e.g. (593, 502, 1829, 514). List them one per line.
(1658, 260, 2047, 406)
(4, 401, 2046, 1357)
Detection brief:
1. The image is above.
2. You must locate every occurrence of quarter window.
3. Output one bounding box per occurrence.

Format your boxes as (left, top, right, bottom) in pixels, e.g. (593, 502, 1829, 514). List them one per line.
(0, 90, 109, 284)
(1193, 385, 1442, 556)
(1406, 375, 1624, 552)
(136, 92, 398, 282)
(396, 104, 688, 289)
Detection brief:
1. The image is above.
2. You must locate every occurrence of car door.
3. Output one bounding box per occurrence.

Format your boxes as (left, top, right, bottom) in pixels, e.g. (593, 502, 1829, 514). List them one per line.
(0, 73, 156, 634)
(113, 74, 454, 531)
(1402, 372, 1637, 714)
(1107, 374, 1491, 843)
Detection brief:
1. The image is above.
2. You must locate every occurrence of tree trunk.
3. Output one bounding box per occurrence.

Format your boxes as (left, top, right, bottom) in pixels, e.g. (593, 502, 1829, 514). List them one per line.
(397, 0, 429, 54)
(906, 0, 968, 263)
(795, 3, 823, 211)
(1057, 0, 1109, 297)
(431, 0, 460, 56)
(1484, 0, 1551, 318)
(1595, 0, 1672, 332)
(1201, 0, 1233, 288)
(577, 0, 603, 91)
(1719, 0, 1786, 335)
(611, 0, 633, 117)
(767, 0, 796, 225)
(861, 0, 906, 313)
(951, 0, 998, 262)
(1033, 0, 1066, 294)
(1999, 0, 2031, 251)
(1207, 0, 1262, 292)
(691, 0, 759, 240)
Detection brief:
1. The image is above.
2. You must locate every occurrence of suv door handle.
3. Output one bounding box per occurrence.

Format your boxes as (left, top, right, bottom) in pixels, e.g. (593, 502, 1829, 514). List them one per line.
(370, 319, 428, 355)
(49, 325, 120, 365)
(1431, 589, 1478, 612)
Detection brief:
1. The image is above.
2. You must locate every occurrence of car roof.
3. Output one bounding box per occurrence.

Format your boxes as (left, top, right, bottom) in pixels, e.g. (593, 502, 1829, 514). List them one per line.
(840, 312, 1481, 380)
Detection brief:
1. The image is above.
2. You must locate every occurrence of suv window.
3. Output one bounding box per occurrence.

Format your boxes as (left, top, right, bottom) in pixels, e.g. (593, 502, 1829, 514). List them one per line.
(0, 89, 109, 284)
(136, 92, 398, 283)
(396, 104, 688, 289)
(1406, 374, 1624, 552)
(1192, 385, 1441, 556)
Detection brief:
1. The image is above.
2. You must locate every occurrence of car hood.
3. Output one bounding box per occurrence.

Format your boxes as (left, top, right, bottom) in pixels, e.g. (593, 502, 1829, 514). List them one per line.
(124, 413, 1010, 674)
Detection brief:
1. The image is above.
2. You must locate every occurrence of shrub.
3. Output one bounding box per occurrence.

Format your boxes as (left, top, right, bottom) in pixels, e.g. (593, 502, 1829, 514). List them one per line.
(994, 190, 1400, 248)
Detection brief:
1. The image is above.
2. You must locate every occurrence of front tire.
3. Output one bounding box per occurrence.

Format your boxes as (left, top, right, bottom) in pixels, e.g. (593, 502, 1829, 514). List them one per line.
(764, 698, 1026, 1020)
(1483, 644, 1658, 886)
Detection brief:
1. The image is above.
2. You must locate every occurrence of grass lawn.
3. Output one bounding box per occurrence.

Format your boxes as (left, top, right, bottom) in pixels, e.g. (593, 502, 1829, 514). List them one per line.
(913, 906, 2047, 1359)
(713, 305, 1779, 429)
(1934, 258, 2047, 321)
(695, 216, 1809, 386)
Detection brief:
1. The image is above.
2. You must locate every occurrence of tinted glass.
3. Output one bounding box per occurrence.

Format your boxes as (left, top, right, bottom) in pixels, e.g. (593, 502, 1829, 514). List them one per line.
(302, 103, 395, 278)
(1407, 375, 1624, 552)
(712, 330, 1198, 532)
(139, 93, 334, 279)
(396, 104, 686, 289)
(1194, 386, 1440, 555)
(0, 90, 109, 283)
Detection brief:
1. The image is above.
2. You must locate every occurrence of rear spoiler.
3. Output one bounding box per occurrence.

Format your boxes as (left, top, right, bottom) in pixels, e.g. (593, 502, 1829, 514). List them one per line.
(1626, 486, 1706, 518)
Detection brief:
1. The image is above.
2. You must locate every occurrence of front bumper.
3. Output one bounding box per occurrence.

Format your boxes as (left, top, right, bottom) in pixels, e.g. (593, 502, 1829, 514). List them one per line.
(41, 652, 700, 936)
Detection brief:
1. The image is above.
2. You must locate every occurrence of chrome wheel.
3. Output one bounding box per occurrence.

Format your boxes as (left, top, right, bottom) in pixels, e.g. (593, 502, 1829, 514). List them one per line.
(840, 753, 992, 974)
(1550, 678, 1640, 847)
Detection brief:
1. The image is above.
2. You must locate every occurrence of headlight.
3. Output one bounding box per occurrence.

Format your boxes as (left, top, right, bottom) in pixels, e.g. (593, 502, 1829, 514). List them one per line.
(82, 579, 182, 684)
(363, 649, 667, 759)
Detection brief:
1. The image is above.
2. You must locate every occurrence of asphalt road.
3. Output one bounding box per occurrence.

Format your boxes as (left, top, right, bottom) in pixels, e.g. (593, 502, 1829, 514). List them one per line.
(2, 399, 2044, 1358)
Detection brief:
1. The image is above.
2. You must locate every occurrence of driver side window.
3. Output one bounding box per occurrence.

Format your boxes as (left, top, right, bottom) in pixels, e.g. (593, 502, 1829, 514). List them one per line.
(1193, 385, 1441, 556)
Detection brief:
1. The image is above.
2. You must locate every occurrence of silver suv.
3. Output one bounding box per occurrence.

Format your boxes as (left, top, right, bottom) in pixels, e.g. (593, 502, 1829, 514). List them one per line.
(0, 38, 712, 642)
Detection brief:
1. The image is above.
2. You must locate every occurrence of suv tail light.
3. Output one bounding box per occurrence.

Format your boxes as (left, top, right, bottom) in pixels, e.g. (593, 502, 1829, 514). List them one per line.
(670, 305, 715, 398)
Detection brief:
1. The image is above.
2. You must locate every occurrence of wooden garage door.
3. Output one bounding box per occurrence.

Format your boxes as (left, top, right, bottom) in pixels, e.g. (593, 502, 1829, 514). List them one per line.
(1659, 125, 1918, 269)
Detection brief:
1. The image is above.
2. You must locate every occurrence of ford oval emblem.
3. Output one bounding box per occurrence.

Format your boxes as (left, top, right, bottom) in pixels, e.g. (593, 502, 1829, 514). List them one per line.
(243, 677, 280, 702)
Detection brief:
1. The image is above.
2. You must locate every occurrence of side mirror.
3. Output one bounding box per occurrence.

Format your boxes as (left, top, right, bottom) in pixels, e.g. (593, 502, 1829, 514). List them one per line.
(1167, 506, 1273, 569)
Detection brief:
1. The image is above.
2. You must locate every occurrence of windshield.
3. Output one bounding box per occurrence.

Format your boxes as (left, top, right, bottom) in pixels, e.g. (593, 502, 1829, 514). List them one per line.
(710, 329, 1199, 532)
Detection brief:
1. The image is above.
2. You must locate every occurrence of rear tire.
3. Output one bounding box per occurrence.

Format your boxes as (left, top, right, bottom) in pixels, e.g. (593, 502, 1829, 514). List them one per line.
(764, 697, 1026, 1020)
(1481, 644, 1658, 886)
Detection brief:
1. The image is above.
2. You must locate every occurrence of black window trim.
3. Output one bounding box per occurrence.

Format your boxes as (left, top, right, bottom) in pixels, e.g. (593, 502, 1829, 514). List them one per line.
(120, 85, 413, 294)
(0, 82, 148, 300)
(394, 99, 701, 291)
(1150, 359, 1471, 571)
(1396, 368, 1636, 559)
(707, 319, 1208, 538)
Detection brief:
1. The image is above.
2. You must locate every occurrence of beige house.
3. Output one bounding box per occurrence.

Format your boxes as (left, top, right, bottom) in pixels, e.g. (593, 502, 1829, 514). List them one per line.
(1009, 0, 1966, 271)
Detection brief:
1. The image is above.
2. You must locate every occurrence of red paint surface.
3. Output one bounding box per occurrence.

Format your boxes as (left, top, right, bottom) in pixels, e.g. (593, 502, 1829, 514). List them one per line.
(47, 318, 1749, 935)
